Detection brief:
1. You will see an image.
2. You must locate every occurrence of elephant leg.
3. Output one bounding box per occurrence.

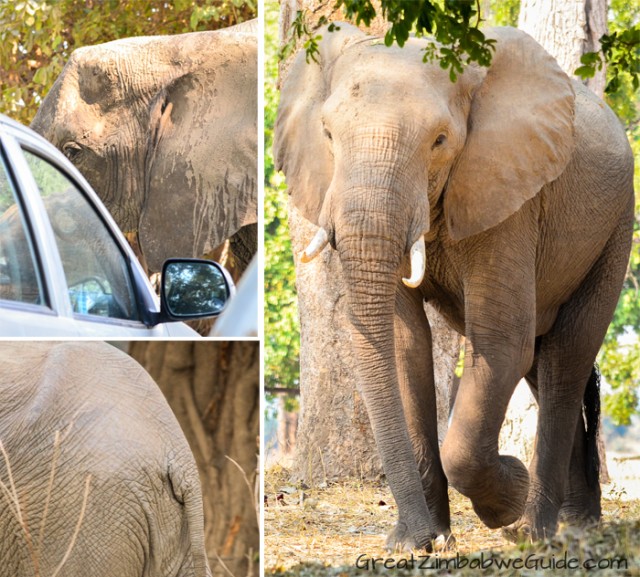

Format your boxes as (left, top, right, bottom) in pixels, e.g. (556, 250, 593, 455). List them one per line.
(440, 247, 537, 529)
(506, 216, 631, 541)
(229, 223, 257, 275)
(523, 364, 601, 529)
(386, 283, 451, 551)
(558, 388, 602, 527)
(441, 338, 532, 528)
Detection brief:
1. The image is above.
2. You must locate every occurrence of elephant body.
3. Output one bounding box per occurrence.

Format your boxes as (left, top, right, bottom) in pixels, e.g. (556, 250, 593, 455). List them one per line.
(31, 21, 257, 273)
(0, 342, 209, 577)
(275, 25, 634, 547)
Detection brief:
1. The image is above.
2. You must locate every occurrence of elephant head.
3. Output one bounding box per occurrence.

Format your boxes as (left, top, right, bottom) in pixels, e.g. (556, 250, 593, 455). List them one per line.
(31, 22, 257, 273)
(275, 24, 575, 546)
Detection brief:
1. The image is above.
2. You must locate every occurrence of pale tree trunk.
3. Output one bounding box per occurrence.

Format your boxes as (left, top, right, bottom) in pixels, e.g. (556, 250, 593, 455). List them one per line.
(506, 0, 610, 483)
(129, 342, 260, 577)
(519, 0, 608, 94)
(281, 1, 461, 483)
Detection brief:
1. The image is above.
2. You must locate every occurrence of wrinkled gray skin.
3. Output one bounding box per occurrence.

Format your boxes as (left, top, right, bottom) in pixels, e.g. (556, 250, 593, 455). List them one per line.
(31, 21, 257, 273)
(275, 25, 634, 549)
(0, 342, 210, 577)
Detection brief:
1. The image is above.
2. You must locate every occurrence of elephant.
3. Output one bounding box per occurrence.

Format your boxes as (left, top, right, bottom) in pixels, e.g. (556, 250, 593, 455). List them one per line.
(31, 20, 257, 274)
(0, 341, 210, 577)
(275, 24, 634, 549)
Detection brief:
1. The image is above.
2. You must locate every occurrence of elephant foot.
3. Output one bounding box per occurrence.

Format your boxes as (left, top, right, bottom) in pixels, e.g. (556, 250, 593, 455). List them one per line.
(501, 520, 533, 543)
(469, 456, 530, 529)
(502, 517, 552, 543)
(385, 520, 455, 554)
(558, 487, 601, 527)
(502, 498, 560, 543)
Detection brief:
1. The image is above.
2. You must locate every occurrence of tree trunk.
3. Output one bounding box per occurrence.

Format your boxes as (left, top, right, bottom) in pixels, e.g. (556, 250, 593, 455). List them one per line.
(276, 395, 299, 460)
(129, 342, 260, 577)
(519, 0, 608, 94)
(281, 0, 461, 483)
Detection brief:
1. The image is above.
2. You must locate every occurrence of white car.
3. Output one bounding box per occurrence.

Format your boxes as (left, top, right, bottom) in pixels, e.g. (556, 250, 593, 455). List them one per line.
(0, 114, 234, 337)
(210, 256, 258, 337)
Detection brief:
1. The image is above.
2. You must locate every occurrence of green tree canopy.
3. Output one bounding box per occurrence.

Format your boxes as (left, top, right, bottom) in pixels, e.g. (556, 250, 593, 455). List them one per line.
(283, 0, 639, 93)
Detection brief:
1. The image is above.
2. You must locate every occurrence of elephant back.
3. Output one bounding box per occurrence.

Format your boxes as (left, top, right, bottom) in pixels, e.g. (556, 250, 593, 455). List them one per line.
(0, 342, 207, 577)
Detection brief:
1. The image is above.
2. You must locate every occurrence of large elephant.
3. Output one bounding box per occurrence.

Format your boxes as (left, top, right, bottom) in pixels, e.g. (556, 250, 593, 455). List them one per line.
(31, 20, 257, 274)
(275, 24, 634, 548)
(0, 341, 210, 577)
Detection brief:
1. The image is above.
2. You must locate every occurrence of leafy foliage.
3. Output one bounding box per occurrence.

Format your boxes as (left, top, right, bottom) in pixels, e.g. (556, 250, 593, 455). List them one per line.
(0, 0, 255, 125)
(486, 0, 520, 27)
(281, 0, 496, 82)
(265, 0, 301, 397)
(576, 28, 640, 94)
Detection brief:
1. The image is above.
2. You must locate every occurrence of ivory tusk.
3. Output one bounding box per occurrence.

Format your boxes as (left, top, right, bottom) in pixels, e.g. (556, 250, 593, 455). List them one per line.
(300, 228, 329, 263)
(402, 236, 426, 288)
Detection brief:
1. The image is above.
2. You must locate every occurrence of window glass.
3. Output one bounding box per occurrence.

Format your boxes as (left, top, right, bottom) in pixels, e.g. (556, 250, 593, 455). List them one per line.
(0, 157, 44, 305)
(23, 150, 139, 321)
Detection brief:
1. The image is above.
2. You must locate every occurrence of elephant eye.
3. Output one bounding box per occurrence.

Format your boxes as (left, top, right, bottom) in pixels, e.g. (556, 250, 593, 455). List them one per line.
(323, 127, 332, 141)
(433, 134, 446, 149)
(62, 142, 83, 162)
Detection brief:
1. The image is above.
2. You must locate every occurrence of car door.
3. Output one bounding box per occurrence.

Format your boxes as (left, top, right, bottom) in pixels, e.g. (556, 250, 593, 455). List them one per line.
(0, 125, 177, 337)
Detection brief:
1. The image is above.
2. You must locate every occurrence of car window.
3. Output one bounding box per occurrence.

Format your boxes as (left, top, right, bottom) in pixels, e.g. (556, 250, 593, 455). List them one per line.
(23, 150, 140, 322)
(0, 156, 44, 306)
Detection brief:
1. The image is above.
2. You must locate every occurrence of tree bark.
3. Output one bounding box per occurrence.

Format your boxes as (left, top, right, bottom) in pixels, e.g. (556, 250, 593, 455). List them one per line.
(129, 342, 260, 577)
(519, 0, 608, 94)
(281, 1, 460, 483)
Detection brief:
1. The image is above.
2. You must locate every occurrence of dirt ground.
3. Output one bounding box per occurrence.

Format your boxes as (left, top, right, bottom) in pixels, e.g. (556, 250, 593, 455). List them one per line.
(264, 465, 640, 576)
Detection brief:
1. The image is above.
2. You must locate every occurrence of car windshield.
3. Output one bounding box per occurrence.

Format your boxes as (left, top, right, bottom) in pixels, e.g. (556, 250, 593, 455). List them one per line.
(0, 155, 45, 306)
(23, 150, 140, 322)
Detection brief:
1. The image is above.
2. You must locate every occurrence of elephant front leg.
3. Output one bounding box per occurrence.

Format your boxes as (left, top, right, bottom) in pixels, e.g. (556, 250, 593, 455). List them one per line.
(441, 339, 533, 529)
(387, 284, 452, 551)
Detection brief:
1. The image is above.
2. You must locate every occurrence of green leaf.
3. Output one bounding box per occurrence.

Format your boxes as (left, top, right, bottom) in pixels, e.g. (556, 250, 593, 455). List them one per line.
(575, 64, 596, 79)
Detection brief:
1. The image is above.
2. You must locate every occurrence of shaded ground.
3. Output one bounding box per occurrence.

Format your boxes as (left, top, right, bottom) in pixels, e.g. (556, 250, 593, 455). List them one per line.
(265, 465, 640, 576)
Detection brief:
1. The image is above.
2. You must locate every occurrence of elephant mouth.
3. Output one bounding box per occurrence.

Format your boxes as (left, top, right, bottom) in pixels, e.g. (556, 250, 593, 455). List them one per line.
(300, 228, 426, 288)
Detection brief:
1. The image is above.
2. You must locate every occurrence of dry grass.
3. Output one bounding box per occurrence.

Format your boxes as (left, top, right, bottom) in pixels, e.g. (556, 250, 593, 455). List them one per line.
(264, 465, 640, 576)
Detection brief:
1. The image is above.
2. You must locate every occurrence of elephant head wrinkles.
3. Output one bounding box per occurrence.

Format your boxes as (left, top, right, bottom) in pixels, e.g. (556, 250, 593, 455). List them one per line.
(31, 21, 257, 273)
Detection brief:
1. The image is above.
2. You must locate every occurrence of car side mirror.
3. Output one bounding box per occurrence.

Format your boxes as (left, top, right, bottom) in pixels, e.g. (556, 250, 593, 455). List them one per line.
(160, 259, 235, 320)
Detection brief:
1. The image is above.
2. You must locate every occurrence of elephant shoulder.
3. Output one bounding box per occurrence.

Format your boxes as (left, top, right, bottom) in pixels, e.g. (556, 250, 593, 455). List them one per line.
(571, 81, 634, 171)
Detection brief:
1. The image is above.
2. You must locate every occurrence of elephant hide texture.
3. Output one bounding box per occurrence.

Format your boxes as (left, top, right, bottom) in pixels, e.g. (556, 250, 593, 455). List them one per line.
(0, 341, 209, 577)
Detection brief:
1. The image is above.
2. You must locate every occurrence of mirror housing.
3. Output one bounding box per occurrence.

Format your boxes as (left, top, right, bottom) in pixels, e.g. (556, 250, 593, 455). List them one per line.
(158, 258, 235, 322)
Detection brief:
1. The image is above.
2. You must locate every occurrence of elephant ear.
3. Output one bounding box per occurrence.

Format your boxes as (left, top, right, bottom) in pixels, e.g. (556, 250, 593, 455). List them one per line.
(274, 23, 366, 225)
(140, 32, 257, 272)
(444, 27, 575, 240)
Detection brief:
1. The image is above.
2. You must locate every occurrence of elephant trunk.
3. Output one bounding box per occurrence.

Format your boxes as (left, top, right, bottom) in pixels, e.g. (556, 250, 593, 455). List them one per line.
(334, 210, 435, 548)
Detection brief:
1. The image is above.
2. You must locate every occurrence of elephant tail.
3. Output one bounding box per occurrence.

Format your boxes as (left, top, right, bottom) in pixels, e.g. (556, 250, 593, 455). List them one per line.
(583, 364, 601, 489)
(182, 472, 212, 577)
(168, 457, 212, 577)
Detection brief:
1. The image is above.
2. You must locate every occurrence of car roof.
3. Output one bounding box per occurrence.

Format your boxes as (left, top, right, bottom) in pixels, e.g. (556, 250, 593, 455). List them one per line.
(0, 113, 81, 173)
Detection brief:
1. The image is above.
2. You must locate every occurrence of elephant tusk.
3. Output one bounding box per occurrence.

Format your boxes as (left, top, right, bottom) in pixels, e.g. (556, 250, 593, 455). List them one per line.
(402, 236, 426, 288)
(300, 228, 329, 263)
